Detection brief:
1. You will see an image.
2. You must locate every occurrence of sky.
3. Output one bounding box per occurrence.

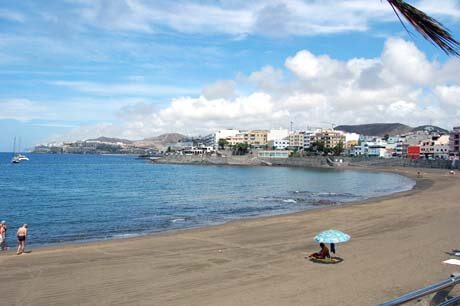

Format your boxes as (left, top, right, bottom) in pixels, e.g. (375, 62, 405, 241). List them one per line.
(1, 0, 460, 151)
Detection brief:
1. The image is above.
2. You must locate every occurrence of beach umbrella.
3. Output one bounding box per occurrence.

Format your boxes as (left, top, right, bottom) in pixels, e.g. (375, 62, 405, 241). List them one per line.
(314, 230, 350, 244)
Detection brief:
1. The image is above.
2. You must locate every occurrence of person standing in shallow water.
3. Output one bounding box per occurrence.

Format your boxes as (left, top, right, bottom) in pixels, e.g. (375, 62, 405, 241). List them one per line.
(16, 224, 28, 255)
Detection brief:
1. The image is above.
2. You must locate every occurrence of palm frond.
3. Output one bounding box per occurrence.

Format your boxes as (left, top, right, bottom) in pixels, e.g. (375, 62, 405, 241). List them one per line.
(387, 0, 460, 56)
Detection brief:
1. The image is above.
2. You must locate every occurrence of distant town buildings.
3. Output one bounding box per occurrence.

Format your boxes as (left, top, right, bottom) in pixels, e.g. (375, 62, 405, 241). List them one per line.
(33, 124, 460, 161)
(450, 127, 460, 158)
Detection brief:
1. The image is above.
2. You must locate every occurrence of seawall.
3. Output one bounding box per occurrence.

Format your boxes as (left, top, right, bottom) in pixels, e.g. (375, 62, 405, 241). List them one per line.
(152, 154, 460, 170)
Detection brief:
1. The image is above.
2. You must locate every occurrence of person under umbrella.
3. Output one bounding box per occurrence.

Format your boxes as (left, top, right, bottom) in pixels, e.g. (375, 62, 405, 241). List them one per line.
(309, 242, 331, 259)
(310, 229, 350, 258)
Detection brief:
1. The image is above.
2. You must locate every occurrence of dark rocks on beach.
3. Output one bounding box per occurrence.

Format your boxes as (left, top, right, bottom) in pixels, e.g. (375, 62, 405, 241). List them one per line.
(311, 199, 337, 206)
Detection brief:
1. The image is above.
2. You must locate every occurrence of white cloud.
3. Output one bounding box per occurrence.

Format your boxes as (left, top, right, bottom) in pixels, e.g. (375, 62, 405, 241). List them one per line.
(380, 38, 435, 85)
(417, 0, 460, 19)
(54, 81, 198, 96)
(202, 80, 236, 100)
(59, 0, 402, 36)
(435, 85, 460, 107)
(0, 9, 25, 23)
(285, 50, 345, 80)
(0, 99, 48, 122)
(58, 0, 460, 37)
(387, 100, 417, 117)
(42, 37, 460, 142)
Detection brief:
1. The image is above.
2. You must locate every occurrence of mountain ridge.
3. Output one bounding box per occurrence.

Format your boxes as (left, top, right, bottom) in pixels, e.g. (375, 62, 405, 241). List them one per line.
(335, 123, 448, 136)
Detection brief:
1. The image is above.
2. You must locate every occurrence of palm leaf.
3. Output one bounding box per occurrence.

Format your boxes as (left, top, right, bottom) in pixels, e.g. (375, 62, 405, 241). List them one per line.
(387, 0, 460, 56)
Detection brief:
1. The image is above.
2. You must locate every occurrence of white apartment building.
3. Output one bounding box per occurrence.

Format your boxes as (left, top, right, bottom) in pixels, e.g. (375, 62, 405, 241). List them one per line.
(303, 131, 316, 149)
(367, 143, 387, 157)
(268, 128, 289, 141)
(273, 139, 290, 150)
(214, 129, 240, 148)
(420, 135, 449, 159)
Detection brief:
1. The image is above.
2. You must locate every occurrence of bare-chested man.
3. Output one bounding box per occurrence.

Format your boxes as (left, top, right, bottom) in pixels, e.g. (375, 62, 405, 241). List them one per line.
(309, 242, 331, 259)
(0, 221, 6, 250)
(16, 224, 28, 255)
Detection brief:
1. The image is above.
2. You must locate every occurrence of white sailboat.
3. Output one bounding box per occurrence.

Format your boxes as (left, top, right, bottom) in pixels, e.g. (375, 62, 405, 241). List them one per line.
(16, 137, 29, 161)
(11, 137, 29, 163)
(11, 137, 20, 164)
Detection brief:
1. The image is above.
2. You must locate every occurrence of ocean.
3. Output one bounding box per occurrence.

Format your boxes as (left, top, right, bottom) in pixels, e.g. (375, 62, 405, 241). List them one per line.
(0, 153, 415, 248)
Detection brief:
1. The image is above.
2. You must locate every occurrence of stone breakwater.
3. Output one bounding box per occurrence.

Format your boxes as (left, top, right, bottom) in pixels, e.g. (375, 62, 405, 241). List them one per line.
(152, 154, 460, 170)
(152, 155, 344, 168)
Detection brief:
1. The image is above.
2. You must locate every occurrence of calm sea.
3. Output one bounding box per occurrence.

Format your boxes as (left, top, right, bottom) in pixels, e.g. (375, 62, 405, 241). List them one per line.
(0, 153, 415, 248)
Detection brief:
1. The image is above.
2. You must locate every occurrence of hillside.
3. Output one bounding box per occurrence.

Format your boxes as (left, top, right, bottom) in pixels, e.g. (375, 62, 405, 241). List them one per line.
(411, 125, 448, 134)
(335, 123, 449, 136)
(87, 136, 133, 144)
(334, 123, 412, 136)
(134, 133, 187, 149)
(143, 133, 186, 143)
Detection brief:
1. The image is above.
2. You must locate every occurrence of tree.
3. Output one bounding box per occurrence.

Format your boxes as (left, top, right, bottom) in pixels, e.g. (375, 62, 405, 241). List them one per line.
(383, 134, 389, 141)
(232, 143, 249, 155)
(218, 138, 228, 150)
(333, 141, 345, 156)
(310, 141, 326, 154)
(387, 0, 459, 56)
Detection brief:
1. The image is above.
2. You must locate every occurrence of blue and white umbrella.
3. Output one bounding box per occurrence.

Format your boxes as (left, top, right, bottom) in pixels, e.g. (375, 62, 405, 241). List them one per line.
(314, 229, 350, 244)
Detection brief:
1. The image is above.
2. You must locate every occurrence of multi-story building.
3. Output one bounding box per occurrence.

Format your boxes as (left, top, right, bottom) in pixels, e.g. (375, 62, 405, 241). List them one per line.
(267, 129, 289, 141)
(213, 129, 240, 149)
(303, 131, 316, 150)
(367, 144, 387, 158)
(344, 133, 360, 150)
(404, 131, 435, 146)
(407, 146, 421, 159)
(288, 131, 305, 150)
(420, 135, 450, 159)
(449, 126, 460, 158)
(203, 133, 216, 147)
(434, 144, 449, 159)
(229, 130, 268, 147)
(314, 129, 346, 150)
(272, 139, 290, 150)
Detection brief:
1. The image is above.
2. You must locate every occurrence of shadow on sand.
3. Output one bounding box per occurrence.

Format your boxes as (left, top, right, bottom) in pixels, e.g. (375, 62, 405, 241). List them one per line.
(307, 256, 344, 264)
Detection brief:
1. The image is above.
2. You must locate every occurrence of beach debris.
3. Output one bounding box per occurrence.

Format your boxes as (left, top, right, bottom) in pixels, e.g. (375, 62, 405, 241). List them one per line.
(443, 259, 460, 266)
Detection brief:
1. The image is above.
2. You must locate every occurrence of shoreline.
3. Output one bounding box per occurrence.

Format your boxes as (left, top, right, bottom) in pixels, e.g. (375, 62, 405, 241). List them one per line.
(5, 165, 418, 252)
(2, 166, 458, 306)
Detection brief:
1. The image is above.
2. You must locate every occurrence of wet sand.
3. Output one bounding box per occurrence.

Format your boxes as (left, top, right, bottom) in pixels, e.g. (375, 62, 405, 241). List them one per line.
(1, 167, 459, 305)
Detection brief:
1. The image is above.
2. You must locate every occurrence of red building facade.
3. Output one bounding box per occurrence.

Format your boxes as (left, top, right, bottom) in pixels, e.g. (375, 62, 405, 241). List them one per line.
(407, 146, 420, 159)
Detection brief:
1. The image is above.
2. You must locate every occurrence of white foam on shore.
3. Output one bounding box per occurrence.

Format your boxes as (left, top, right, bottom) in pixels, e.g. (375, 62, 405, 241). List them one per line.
(112, 233, 141, 239)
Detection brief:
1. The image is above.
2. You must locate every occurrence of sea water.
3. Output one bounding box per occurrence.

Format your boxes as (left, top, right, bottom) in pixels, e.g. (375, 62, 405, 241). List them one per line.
(0, 153, 415, 247)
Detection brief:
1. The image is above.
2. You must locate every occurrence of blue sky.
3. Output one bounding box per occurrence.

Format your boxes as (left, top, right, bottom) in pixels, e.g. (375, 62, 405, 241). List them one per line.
(1, 0, 460, 151)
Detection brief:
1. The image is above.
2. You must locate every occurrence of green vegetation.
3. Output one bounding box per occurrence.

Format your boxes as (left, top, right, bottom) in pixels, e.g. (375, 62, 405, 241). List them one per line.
(218, 138, 228, 150)
(332, 141, 344, 156)
(232, 143, 249, 155)
(305, 140, 344, 156)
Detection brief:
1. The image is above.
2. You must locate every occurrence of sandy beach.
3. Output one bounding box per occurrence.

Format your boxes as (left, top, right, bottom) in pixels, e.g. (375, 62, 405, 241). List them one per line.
(1, 167, 459, 305)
